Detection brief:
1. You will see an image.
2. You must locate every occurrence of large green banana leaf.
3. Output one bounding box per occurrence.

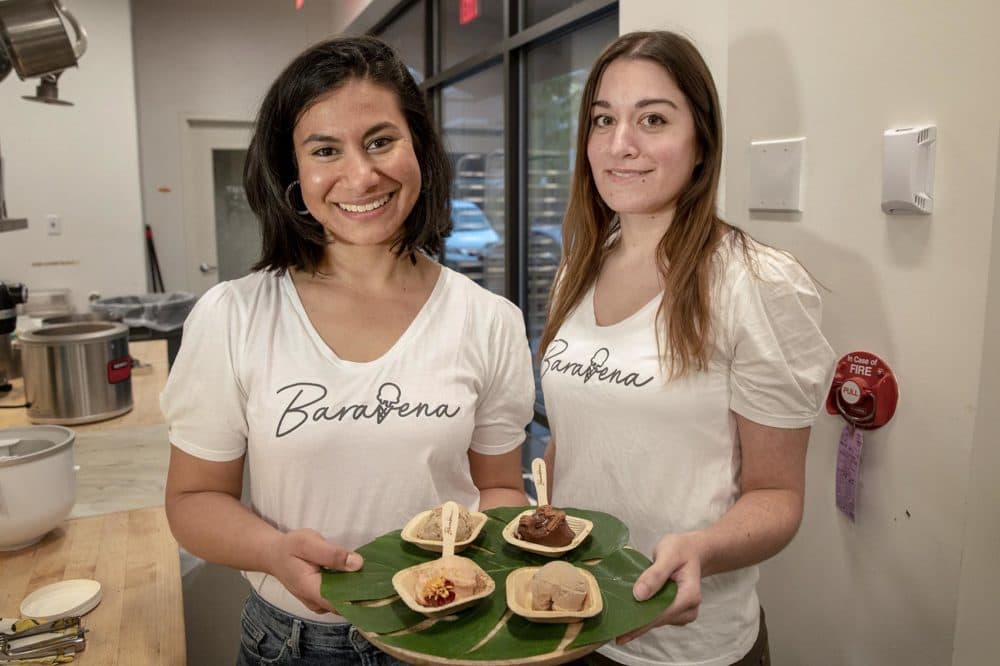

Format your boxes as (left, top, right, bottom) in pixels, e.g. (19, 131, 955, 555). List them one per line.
(321, 506, 677, 662)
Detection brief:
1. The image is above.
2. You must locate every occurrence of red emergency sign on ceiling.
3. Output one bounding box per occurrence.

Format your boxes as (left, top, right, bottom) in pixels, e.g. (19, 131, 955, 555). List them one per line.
(459, 0, 479, 25)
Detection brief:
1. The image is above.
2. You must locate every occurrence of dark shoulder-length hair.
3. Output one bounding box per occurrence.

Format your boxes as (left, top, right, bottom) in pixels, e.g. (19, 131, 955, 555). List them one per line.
(540, 30, 752, 378)
(244, 35, 452, 274)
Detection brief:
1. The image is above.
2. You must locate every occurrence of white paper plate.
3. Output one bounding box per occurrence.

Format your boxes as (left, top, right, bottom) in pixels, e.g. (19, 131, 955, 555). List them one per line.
(19, 579, 102, 621)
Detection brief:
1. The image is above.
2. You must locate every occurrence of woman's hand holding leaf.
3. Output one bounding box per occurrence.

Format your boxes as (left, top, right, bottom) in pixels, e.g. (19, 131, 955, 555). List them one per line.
(617, 532, 704, 644)
(267, 528, 364, 613)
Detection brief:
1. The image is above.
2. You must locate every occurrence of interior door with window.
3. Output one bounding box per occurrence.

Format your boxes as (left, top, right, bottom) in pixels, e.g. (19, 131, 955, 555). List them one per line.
(182, 119, 258, 294)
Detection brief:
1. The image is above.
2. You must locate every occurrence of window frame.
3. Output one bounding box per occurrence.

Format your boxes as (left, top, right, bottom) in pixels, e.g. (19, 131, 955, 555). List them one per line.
(361, 0, 619, 427)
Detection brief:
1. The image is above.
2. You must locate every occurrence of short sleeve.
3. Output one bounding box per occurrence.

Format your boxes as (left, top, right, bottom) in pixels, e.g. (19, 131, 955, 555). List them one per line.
(470, 298, 535, 455)
(160, 282, 249, 461)
(726, 249, 836, 428)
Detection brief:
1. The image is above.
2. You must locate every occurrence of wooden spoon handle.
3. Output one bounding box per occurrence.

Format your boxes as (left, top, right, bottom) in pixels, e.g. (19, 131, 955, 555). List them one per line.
(531, 457, 549, 507)
(440, 501, 460, 558)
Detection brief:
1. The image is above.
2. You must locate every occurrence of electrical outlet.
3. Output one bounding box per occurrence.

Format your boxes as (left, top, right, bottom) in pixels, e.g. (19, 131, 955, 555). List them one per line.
(46, 214, 62, 235)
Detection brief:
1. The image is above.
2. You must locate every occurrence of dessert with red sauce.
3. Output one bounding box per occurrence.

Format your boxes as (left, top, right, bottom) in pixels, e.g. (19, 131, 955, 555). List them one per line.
(414, 554, 489, 607)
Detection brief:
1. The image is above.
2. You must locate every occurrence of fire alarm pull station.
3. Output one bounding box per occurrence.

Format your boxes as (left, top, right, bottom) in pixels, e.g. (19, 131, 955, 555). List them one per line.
(826, 351, 899, 521)
(826, 351, 899, 430)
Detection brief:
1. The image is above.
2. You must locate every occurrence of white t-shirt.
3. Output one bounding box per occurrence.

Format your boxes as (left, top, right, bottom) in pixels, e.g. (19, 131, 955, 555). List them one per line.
(161, 266, 534, 622)
(541, 237, 836, 666)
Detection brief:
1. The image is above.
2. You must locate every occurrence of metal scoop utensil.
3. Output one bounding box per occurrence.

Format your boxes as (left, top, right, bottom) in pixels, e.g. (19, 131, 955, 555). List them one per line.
(0, 616, 87, 661)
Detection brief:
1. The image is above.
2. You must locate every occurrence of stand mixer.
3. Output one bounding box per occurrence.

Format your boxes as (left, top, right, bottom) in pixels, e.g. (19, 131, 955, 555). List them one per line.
(1, 0, 89, 233)
(0, 281, 27, 392)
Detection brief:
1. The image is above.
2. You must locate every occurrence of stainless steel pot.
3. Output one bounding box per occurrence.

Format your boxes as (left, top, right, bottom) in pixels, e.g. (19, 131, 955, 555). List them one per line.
(20, 322, 133, 425)
(41, 312, 108, 326)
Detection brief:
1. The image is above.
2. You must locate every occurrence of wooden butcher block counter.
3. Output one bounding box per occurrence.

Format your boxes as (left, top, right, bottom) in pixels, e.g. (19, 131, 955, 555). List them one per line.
(0, 339, 185, 664)
(0, 506, 186, 664)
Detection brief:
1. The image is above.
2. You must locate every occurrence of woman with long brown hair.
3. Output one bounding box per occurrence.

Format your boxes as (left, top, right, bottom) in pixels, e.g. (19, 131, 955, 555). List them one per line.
(541, 31, 835, 665)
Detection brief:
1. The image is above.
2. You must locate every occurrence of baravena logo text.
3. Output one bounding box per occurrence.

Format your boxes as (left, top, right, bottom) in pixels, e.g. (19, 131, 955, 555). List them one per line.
(274, 381, 460, 437)
(541, 340, 654, 387)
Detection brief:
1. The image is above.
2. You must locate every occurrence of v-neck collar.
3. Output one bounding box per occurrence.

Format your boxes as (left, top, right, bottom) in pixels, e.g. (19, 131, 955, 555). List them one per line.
(588, 281, 662, 330)
(281, 266, 448, 368)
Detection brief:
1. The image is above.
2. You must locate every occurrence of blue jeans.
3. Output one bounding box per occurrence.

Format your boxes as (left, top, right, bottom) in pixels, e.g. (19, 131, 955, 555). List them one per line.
(236, 591, 408, 665)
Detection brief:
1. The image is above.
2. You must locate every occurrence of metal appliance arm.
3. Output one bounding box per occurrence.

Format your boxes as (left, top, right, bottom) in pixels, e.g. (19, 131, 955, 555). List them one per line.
(0, 139, 28, 233)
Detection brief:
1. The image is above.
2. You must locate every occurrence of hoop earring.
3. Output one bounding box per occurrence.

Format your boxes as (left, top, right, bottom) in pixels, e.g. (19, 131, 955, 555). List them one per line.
(284, 180, 310, 216)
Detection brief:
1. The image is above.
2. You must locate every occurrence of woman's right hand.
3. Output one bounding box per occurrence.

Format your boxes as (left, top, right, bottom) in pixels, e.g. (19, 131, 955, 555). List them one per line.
(266, 528, 364, 614)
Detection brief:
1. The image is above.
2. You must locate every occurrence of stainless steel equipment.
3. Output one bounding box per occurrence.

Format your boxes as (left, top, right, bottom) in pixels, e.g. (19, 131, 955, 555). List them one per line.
(0, 282, 27, 390)
(0, 0, 87, 105)
(0, 616, 87, 659)
(19, 321, 133, 425)
(1, 0, 89, 233)
(0, 333, 20, 385)
(0, 139, 27, 233)
(0, 46, 11, 82)
(41, 312, 106, 325)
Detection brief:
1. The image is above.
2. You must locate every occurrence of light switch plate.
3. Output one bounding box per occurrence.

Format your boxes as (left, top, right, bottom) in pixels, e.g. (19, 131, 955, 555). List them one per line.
(46, 213, 62, 235)
(749, 137, 805, 212)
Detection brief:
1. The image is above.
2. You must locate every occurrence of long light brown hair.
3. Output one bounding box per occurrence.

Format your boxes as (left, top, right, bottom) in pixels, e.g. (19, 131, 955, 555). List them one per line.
(539, 31, 749, 378)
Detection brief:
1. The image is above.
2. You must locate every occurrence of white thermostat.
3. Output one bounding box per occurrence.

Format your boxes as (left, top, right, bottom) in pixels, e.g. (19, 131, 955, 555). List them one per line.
(882, 125, 936, 215)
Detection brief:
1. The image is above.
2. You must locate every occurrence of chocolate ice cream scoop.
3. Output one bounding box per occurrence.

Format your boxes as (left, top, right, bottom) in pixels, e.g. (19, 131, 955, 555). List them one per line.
(516, 504, 575, 547)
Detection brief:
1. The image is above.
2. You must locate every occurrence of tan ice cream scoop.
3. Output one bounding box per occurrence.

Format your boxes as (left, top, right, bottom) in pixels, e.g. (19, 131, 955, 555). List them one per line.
(416, 504, 475, 541)
(530, 560, 589, 612)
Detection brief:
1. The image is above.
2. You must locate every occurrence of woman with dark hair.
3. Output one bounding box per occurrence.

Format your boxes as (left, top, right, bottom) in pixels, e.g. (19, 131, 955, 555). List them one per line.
(162, 35, 533, 665)
(541, 31, 835, 665)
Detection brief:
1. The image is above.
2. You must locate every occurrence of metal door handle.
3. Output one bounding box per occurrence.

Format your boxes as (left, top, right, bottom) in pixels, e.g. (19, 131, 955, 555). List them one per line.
(199, 263, 217, 274)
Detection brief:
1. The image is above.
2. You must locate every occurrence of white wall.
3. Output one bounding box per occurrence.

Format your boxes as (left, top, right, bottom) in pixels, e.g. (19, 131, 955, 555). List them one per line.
(621, 3, 728, 208)
(0, 0, 145, 313)
(622, 1, 1000, 664)
(130, 0, 368, 294)
(952, 133, 1000, 666)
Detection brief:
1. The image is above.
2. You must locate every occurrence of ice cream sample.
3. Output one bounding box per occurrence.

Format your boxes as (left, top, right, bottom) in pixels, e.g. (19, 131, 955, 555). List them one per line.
(531, 561, 589, 612)
(414, 555, 490, 607)
(516, 505, 575, 547)
(416, 504, 475, 542)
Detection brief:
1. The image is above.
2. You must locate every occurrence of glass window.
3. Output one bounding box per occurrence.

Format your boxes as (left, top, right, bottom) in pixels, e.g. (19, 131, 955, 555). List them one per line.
(440, 0, 503, 70)
(372, 0, 618, 440)
(376, 0, 427, 81)
(522, 0, 587, 28)
(524, 15, 618, 374)
(440, 65, 505, 293)
(522, 421, 551, 502)
(212, 149, 259, 282)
